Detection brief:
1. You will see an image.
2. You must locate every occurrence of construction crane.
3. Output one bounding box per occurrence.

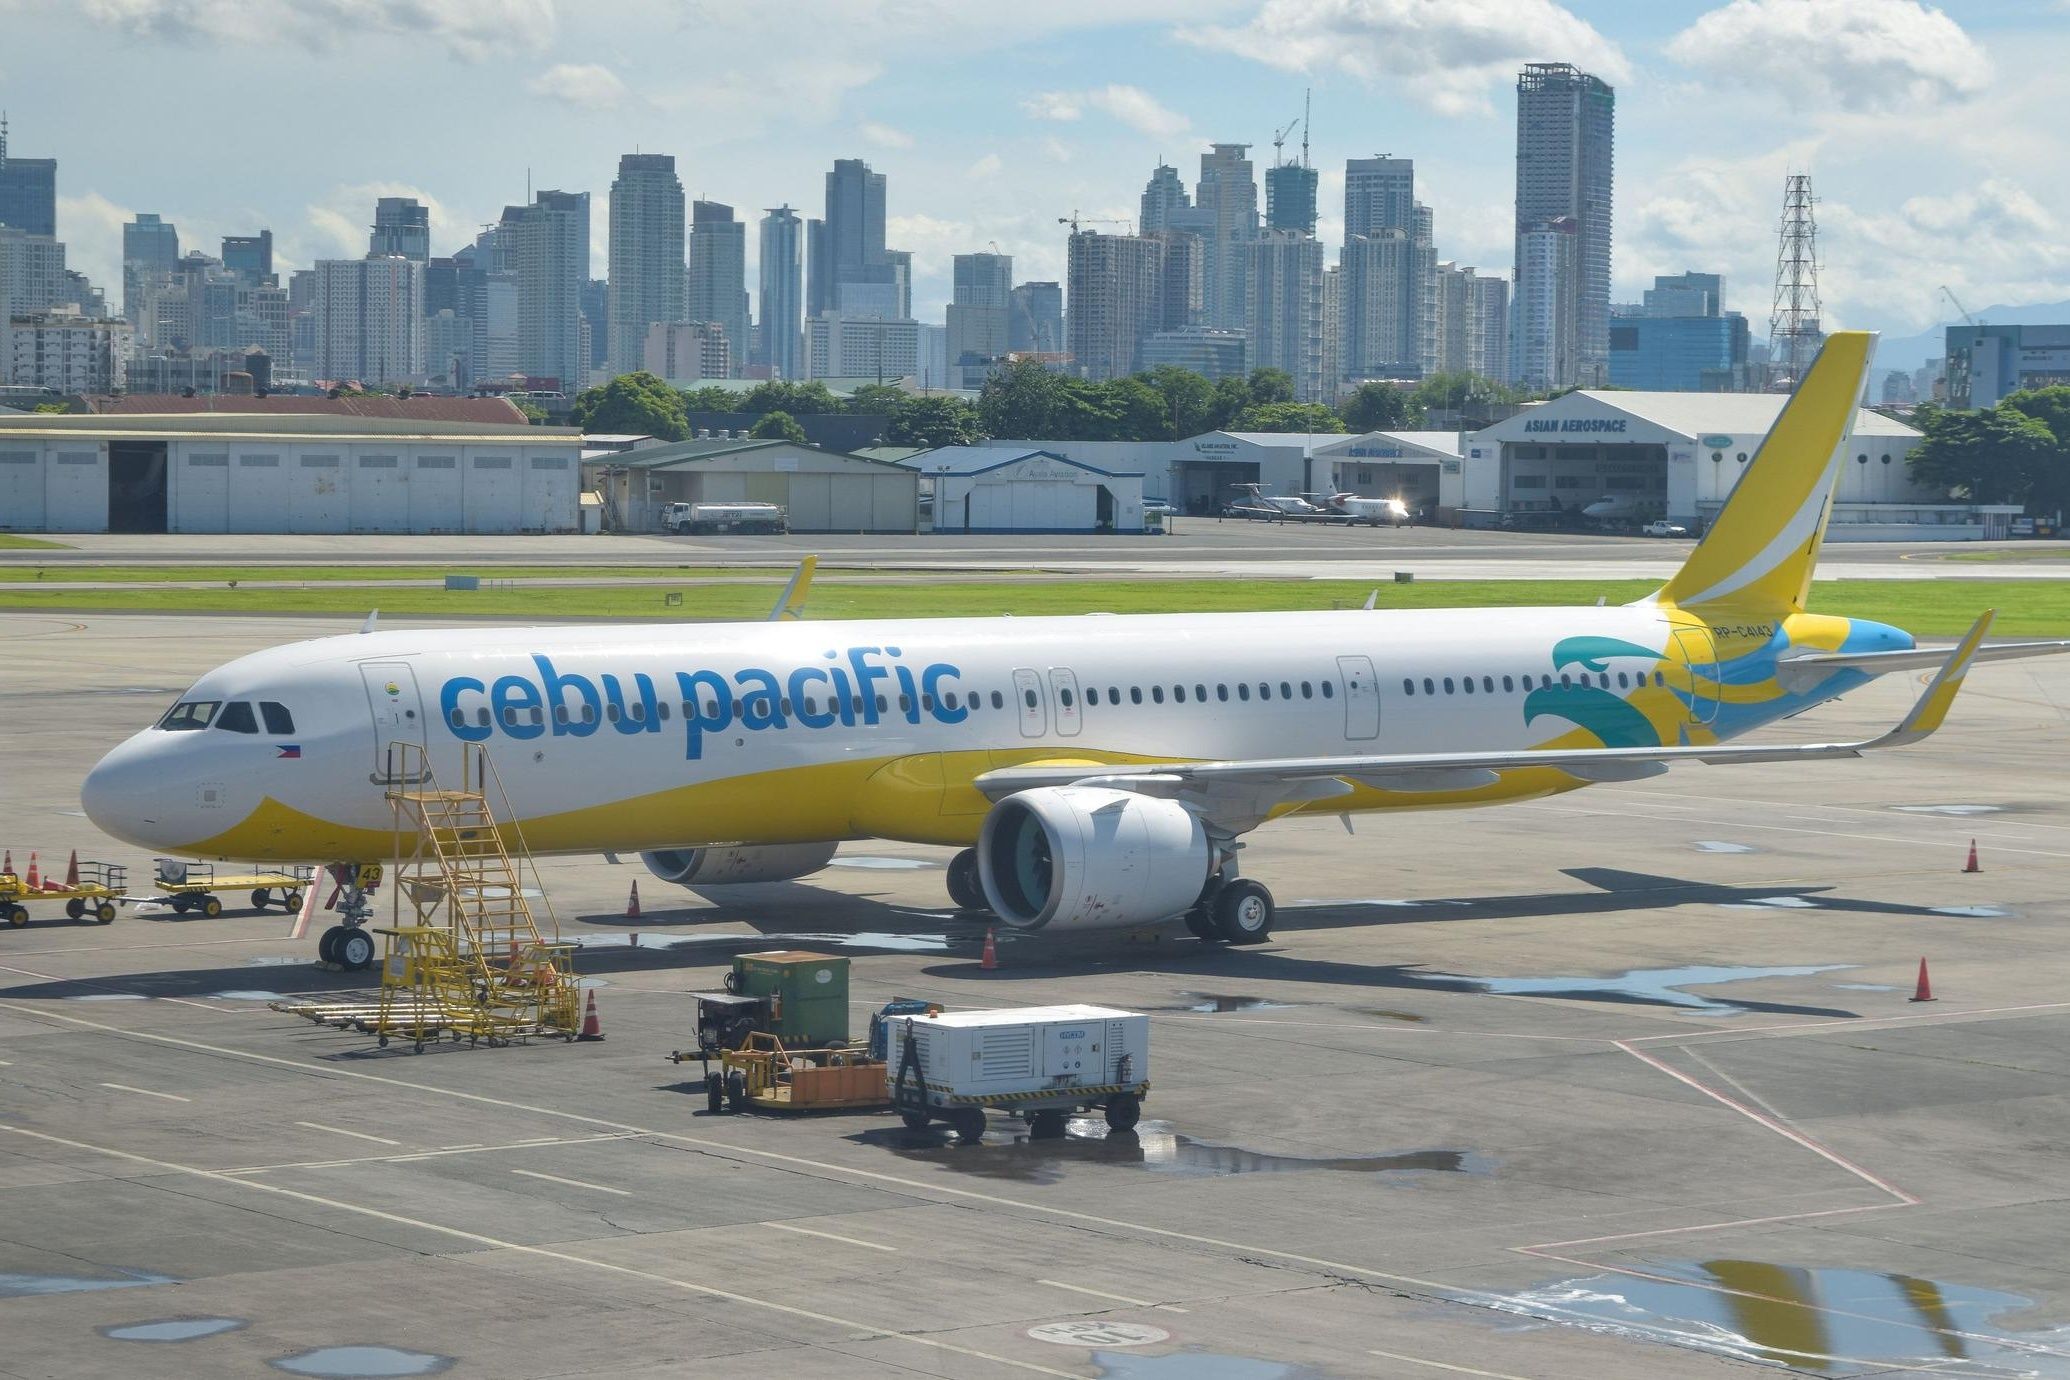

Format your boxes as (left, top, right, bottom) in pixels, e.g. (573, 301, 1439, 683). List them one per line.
(1058, 211, 1132, 235)
(1271, 117, 1300, 167)
(1940, 285, 1981, 327)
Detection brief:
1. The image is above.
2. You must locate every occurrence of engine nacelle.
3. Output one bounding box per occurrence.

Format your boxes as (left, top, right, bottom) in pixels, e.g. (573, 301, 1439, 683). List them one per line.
(640, 842, 839, 887)
(977, 786, 1212, 931)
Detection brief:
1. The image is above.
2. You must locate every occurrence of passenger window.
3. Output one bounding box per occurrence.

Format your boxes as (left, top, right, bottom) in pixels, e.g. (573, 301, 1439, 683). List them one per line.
(1655, 671, 1666, 687)
(628, 703, 644, 723)
(804, 696, 819, 715)
(1259, 683, 1272, 701)
(260, 701, 294, 734)
(992, 690, 1005, 709)
(876, 694, 889, 714)
(1173, 685, 1186, 703)
(659, 702, 670, 721)
(158, 700, 221, 731)
(215, 701, 258, 733)
(1599, 673, 1611, 688)
(944, 691, 958, 711)
(1462, 677, 1475, 694)
(1196, 683, 1207, 701)
(477, 708, 490, 727)
(606, 704, 621, 723)
(501, 708, 517, 727)
(1321, 681, 1333, 699)
(1479, 677, 1491, 693)
(781, 698, 794, 715)
(1151, 686, 1165, 704)
(582, 705, 597, 725)
(1217, 684, 1229, 701)
(1502, 675, 1514, 693)
(450, 709, 466, 728)
(921, 694, 934, 712)
(1423, 678, 1435, 695)
(1403, 679, 1415, 695)
(1057, 688, 1072, 708)
(555, 706, 569, 725)
(1616, 672, 1629, 688)
(1443, 678, 1455, 694)
(1022, 689, 1037, 709)
(1131, 687, 1143, 705)
(1237, 683, 1250, 701)
(1280, 681, 1293, 699)
(1300, 681, 1312, 699)
(531, 707, 544, 725)
(1560, 674, 1572, 687)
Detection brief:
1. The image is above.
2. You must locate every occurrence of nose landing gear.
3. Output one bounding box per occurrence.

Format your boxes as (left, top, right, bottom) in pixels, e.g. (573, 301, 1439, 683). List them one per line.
(315, 862, 382, 972)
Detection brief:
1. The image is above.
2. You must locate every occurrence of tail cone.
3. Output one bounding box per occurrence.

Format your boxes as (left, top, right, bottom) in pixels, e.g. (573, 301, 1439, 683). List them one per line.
(1910, 957, 1936, 1003)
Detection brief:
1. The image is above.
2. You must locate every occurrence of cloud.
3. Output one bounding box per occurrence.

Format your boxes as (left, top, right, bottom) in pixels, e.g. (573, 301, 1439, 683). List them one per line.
(526, 62, 627, 111)
(76, 0, 557, 59)
(301, 183, 472, 265)
(1021, 84, 1189, 138)
(966, 153, 1004, 179)
(1666, 0, 1990, 113)
(54, 192, 135, 297)
(861, 121, 915, 150)
(1179, 0, 1627, 116)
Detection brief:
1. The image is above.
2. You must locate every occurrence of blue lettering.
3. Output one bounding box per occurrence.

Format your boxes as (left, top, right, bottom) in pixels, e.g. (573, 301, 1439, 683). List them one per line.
(491, 676, 544, 740)
(674, 670, 735, 760)
(922, 663, 967, 724)
(534, 654, 601, 738)
(824, 651, 857, 726)
(733, 668, 786, 729)
(846, 647, 887, 725)
(788, 666, 836, 728)
(893, 662, 921, 724)
(602, 672, 661, 736)
(440, 676, 491, 743)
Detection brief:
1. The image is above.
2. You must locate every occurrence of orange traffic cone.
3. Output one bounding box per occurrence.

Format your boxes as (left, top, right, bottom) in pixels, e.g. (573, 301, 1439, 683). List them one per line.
(980, 927, 998, 971)
(1963, 839, 1981, 874)
(576, 989, 605, 1041)
(626, 880, 641, 919)
(25, 853, 38, 889)
(64, 850, 79, 887)
(1, 851, 10, 875)
(1910, 957, 1937, 1003)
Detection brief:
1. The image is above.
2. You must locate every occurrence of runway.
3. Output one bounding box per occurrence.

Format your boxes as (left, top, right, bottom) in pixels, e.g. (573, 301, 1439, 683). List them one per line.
(3, 610, 2069, 1377)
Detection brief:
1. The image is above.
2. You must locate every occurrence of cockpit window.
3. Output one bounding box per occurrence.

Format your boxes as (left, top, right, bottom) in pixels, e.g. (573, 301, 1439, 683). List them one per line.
(260, 701, 294, 735)
(158, 701, 220, 731)
(215, 701, 259, 734)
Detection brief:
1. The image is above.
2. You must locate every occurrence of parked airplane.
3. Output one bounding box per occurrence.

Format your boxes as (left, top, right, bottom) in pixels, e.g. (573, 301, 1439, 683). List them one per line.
(82, 334, 2068, 966)
(1323, 493, 1413, 526)
(1221, 484, 1343, 522)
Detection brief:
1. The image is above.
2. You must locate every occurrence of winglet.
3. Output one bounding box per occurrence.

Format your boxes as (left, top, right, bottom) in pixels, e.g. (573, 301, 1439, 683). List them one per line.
(767, 556, 816, 622)
(1884, 611, 1993, 746)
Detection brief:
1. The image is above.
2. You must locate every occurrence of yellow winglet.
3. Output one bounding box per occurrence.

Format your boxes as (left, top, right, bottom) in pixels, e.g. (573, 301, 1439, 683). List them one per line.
(767, 556, 817, 622)
(1889, 611, 1994, 745)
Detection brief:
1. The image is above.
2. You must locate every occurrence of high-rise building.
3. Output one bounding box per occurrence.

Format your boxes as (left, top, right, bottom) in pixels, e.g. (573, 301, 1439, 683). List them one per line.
(1344, 157, 1416, 240)
(1150, 232, 1204, 333)
(1141, 326, 1246, 383)
(1247, 231, 1325, 402)
(806, 313, 919, 381)
(1513, 62, 1615, 389)
(643, 320, 731, 380)
(814, 158, 893, 319)
(1434, 264, 1511, 380)
(757, 206, 803, 379)
(1339, 230, 1420, 382)
(884, 249, 912, 320)
(947, 251, 1012, 388)
(220, 231, 273, 286)
(1467, 274, 1510, 383)
(686, 200, 748, 376)
(1413, 204, 1438, 377)
(1196, 144, 1257, 332)
(0, 117, 56, 237)
(1643, 271, 1722, 318)
(6, 309, 132, 392)
(581, 276, 608, 374)
(1009, 281, 1063, 354)
(606, 154, 684, 377)
(370, 196, 431, 263)
(1140, 164, 1191, 233)
(313, 255, 423, 385)
(505, 189, 589, 392)
(1066, 230, 1165, 381)
(1265, 162, 1318, 236)
(122, 213, 180, 327)
(0, 228, 68, 320)
(1610, 270, 1747, 391)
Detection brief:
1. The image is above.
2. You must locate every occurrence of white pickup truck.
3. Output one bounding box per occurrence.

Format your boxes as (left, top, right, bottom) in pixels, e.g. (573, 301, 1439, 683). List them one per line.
(1641, 519, 1690, 538)
(663, 501, 788, 535)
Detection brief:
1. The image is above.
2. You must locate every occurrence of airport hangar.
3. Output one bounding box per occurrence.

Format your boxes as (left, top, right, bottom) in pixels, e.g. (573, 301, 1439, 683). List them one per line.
(895, 445, 1147, 533)
(0, 412, 583, 534)
(582, 436, 920, 534)
(1464, 390, 2016, 538)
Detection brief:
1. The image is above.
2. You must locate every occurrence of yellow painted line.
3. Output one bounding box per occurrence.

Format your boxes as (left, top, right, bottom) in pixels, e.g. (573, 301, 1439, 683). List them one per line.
(1037, 1279, 1186, 1313)
(294, 1121, 399, 1147)
(100, 1082, 188, 1102)
(1368, 1350, 1532, 1379)
(0, 1121, 1080, 1379)
(510, 1168, 630, 1197)
(766, 1221, 895, 1252)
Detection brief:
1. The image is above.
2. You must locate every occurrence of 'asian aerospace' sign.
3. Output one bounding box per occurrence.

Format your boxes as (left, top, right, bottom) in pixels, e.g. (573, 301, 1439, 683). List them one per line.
(1523, 417, 1629, 435)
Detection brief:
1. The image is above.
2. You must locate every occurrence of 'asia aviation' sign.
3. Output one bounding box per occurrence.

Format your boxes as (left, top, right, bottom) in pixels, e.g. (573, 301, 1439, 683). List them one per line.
(1522, 417, 1629, 434)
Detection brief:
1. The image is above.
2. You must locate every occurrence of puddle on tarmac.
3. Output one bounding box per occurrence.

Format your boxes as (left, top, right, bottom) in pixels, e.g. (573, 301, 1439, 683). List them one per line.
(247, 956, 313, 967)
(1175, 992, 1291, 1013)
(866, 1118, 1486, 1186)
(1894, 804, 2005, 816)
(1351, 1008, 1428, 1022)
(1402, 963, 1851, 1015)
(1479, 1259, 2070, 1377)
(270, 1345, 454, 1378)
(1693, 840, 1756, 853)
(103, 1317, 247, 1342)
(1096, 1352, 1318, 1379)
(63, 993, 148, 1002)
(0, 1269, 176, 1297)
(827, 856, 937, 870)
(209, 990, 285, 1002)
(569, 929, 951, 953)
(1834, 983, 1899, 992)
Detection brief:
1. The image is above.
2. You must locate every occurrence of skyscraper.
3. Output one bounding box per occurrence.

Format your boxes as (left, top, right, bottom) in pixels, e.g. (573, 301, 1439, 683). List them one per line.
(506, 189, 590, 392)
(947, 251, 1013, 387)
(1196, 144, 1257, 332)
(758, 205, 803, 379)
(1343, 157, 1416, 240)
(1140, 164, 1191, 233)
(1066, 230, 1165, 381)
(0, 117, 56, 237)
(1265, 159, 1318, 236)
(686, 199, 748, 377)
(122, 213, 180, 326)
(814, 158, 893, 318)
(370, 197, 431, 262)
(1339, 230, 1420, 381)
(314, 256, 423, 385)
(1009, 282, 1063, 354)
(1513, 61, 1614, 389)
(220, 231, 273, 286)
(1247, 230, 1325, 402)
(606, 153, 685, 378)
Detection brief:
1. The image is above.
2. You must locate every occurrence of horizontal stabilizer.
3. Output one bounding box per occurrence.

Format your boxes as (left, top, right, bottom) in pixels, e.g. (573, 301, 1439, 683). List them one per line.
(1777, 633, 2068, 693)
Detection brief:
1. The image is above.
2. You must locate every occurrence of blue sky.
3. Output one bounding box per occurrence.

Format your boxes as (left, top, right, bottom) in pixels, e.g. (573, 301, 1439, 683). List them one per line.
(4, 0, 2065, 337)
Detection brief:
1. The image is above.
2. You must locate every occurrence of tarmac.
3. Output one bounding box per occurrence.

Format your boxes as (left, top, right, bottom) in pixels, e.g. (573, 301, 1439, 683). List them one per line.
(4, 606, 2070, 1378)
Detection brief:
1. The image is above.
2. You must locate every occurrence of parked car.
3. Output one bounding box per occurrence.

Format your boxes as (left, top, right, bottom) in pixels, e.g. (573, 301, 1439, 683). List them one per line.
(1641, 519, 1690, 537)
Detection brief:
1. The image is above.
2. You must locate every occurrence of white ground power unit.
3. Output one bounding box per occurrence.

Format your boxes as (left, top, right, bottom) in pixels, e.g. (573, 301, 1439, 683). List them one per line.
(885, 1004, 1150, 1142)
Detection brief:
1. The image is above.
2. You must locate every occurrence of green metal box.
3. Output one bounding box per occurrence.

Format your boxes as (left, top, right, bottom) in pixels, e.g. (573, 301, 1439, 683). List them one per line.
(732, 950, 849, 1047)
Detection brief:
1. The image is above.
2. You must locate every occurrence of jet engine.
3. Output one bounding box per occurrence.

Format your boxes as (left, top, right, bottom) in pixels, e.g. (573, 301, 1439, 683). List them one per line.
(640, 842, 839, 887)
(977, 786, 1212, 931)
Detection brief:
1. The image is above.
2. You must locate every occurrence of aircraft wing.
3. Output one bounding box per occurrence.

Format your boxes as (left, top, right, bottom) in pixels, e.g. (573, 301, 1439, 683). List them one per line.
(1776, 635, 2069, 691)
(975, 613, 1995, 833)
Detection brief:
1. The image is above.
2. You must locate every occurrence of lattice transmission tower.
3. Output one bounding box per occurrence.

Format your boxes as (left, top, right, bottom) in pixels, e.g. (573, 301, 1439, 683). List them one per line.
(1768, 172, 1824, 388)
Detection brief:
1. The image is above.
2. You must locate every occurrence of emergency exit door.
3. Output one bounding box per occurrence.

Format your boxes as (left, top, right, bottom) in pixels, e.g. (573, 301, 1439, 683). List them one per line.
(1337, 654, 1380, 740)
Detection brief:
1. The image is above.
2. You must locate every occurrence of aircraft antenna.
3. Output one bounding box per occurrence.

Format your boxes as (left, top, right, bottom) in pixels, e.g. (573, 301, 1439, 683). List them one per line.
(1767, 172, 1824, 390)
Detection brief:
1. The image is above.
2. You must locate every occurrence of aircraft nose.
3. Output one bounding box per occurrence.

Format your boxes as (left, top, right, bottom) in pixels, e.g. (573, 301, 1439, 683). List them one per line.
(81, 736, 179, 849)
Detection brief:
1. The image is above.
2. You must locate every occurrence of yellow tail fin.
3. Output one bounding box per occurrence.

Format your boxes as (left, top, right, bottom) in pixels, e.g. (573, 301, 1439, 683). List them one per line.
(1657, 331, 1875, 614)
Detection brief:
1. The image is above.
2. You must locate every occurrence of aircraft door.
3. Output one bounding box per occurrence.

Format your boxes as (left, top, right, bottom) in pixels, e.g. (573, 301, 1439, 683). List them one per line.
(1011, 667, 1047, 739)
(1336, 655, 1380, 740)
(1048, 668, 1082, 737)
(1672, 626, 1719, 723)
(359, 661, 427, 780)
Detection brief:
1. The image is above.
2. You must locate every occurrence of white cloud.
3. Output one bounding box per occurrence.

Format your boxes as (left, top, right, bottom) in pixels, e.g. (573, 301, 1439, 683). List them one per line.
(1021, 84, 1189, 139)
(526, 62, 628, 112)
(77, 0, 557, 59)
(55, 192, 135, 298)
(1179, 0, 1628, 116)
(301, 183, 473, 266)
(861, 121, 915, 150)
(967, 153, 1005, 179)
(1666, 0, 1990, 113)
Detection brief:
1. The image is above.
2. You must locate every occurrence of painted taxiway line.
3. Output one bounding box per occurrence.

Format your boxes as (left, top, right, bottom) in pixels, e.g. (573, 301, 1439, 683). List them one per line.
(766, 1221, 895, 1251)
(293, 1121, 399, 1146)
(1037, 1279, 1186, 1313)
(99, 1082, 188, 1102)
(510, 1168, 630, 1196)
(1367, 1350, 1532, 1379)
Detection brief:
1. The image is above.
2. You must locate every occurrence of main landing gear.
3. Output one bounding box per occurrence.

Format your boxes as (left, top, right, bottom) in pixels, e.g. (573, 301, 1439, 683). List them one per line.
(945, 848, 988, 912)
(1185, 865, 1275, 946)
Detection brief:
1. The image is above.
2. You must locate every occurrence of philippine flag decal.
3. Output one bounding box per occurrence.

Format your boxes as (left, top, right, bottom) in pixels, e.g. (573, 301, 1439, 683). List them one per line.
(276, 744, 302, 759)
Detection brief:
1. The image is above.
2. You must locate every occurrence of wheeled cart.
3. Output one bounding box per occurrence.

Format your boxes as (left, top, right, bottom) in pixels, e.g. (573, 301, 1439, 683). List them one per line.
(886, 1004, 1151, 1142)
(0, 861, 126, 928)
(151, 860, 313, 917)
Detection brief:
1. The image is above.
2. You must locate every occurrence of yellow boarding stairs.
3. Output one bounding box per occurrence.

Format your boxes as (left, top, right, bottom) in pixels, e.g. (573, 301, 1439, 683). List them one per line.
(273, 742, 582, 1052)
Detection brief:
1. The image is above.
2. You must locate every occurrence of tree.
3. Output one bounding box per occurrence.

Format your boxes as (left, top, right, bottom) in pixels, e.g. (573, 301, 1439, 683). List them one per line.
(846, 383, 909, 417)
(1908, 402, 2057, 506)
(1142, 366, 1213, 439)
(1228, 402, 1345, 434)
(741, 380, 843, 415)
(514, 401, 547, 425)
(1246, 368, 1295, 405)
(748, 409, 808, 442)
(566, 372, 689, 439)
(1340, 381, 1419, 432)
(31, 401, 69, 414)
(678, 385, 741, 414)
(979, 358, 1065, 438)
(2001, 386, 2070, 515)
(885, 395, 981, 447)
(1207, 376, 1254, 431)
(1411, 370, 1513, 426)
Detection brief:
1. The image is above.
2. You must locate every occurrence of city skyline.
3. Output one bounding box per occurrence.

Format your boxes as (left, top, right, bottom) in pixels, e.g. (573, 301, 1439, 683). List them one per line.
(2, 0, 2062, 340)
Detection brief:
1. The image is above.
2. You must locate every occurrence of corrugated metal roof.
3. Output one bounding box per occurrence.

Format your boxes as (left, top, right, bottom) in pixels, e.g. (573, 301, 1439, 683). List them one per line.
(1548, 391, 1917, 439)
(0, 412, 573, 442)
(85, 394, 530, 424)
(594, 437, 911, 472)
(896, 446, 1140, 478)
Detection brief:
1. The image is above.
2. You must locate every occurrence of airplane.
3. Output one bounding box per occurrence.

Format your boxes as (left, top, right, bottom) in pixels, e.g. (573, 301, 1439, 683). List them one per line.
(81, 333, 2070, 969)
(1221, 483, 1345, 523)
(1321, 493, 1413, 527)
(1580, 493, 1642, 524)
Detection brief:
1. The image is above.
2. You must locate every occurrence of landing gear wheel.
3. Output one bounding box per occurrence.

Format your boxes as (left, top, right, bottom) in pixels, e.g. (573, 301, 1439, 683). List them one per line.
(65, 898, 85, 920)
(250, 888, 271, 910)
(945, 849, 986, 911)
(705, 1075, 724, 1114)
(95, 903, 116, 924)
(725, 1069, 748, 1113)
(317, 925, 346, 965)
(947, 1106, 986, 1143)
(335, 927, 375, 971)
(1103, 1094, 1142, 1133)
(1212, 879, 1275, 945)
(898, 1109, 931, 1131)
(201, 896, 223, 919)
(1183, 906, 1216, 941)
(1028, 1109, 1067, 1140)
